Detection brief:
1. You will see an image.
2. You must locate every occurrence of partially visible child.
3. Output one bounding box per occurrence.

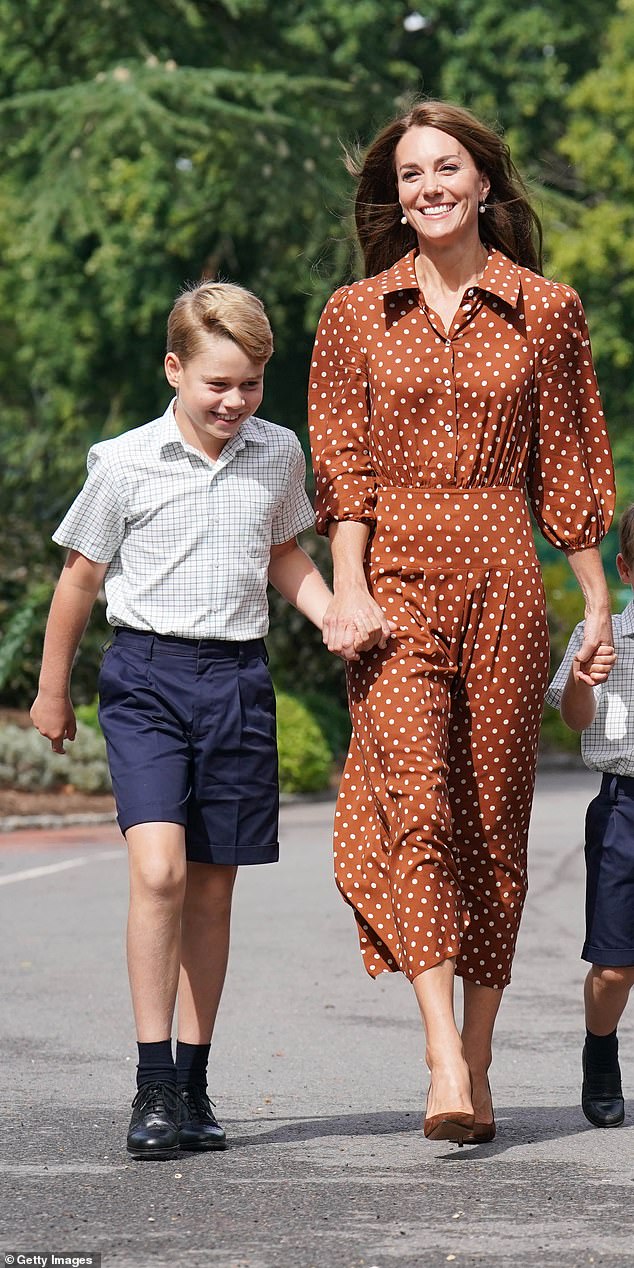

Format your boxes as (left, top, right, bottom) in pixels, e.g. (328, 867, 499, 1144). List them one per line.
(30, 280, 372, 1161)
(545, 506, 634, 1128)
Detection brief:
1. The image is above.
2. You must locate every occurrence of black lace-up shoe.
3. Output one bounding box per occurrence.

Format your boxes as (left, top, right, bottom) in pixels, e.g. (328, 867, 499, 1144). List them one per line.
(582, 1045, 625, 1128)
(126, 1082, 183, 1160)
(178, 1085, 227, 1151)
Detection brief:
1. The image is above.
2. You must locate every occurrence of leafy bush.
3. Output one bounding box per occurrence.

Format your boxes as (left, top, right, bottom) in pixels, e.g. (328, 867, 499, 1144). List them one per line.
(0, 721, 111, 793)
(75, 699, 101, 732)
(295, 689, 351, 761)
(276, 692, 332, 794)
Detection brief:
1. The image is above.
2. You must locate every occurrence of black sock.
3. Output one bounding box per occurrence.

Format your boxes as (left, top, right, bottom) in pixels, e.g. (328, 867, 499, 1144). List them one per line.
(176, 1041, 211, 1090)
(136, 1039, 176, 1089)
(585, 1028, 619, 1073)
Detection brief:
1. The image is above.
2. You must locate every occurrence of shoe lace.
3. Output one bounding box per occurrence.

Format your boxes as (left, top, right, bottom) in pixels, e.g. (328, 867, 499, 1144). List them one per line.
(132, 1082, 186, 1115)
(183, 1085, 217, 1118)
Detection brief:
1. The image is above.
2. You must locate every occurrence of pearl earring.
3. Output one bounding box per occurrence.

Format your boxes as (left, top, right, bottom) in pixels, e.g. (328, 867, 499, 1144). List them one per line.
(479, 202, 487, 214)
(400, 213, 407, 224)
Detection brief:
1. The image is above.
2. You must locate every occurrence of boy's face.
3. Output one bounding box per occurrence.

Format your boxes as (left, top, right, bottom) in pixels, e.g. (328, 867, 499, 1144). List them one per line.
(165, 332, 265, 459)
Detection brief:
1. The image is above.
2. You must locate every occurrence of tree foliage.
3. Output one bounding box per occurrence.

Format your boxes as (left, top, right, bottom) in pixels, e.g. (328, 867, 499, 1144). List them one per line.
(0, 0, 628, 704)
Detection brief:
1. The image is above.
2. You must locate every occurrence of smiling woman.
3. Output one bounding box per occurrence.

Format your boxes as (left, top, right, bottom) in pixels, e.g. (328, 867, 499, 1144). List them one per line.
(309, 99, 615, 1146)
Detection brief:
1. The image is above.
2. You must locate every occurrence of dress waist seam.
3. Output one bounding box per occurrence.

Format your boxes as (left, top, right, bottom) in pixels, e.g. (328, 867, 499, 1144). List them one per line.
(375, 484, 525, 495)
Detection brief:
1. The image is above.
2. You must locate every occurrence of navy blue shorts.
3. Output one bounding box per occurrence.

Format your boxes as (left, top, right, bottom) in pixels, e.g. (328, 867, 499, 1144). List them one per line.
(97, 628, 279, 866)
(583, 773, 634, 966)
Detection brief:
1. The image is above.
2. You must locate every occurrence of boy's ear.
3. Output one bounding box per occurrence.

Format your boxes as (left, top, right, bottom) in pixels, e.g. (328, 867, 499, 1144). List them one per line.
(616, 552, 633, 585)
(164, 352, 182, 388)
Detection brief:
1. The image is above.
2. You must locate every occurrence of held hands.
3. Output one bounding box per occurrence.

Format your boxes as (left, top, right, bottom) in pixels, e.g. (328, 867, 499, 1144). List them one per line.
(574, 610, 616, 686)
(573, 643, 617, 687)
(322, 586, 395, 661)
(30, 692, 77, 754)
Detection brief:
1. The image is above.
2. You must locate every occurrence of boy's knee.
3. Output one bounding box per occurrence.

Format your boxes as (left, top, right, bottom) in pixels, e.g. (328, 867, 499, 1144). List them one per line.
(594, 964, 634, 989)
(132, 856, 187, 904)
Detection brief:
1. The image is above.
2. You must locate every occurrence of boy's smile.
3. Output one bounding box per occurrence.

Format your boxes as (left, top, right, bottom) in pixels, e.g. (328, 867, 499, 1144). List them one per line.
(165, 331, 265, 460)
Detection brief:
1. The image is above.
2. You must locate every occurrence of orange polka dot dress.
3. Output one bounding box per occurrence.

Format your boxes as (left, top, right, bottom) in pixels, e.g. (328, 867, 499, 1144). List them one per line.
(309, 248, 615, 989)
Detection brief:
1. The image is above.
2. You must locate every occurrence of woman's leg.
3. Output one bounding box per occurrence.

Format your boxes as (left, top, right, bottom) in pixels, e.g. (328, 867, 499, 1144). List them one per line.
(413, 958, 473, 1118)
(126, 822, 187, 1042)
(177, 861, 238, 1043)
(584, 964, 634, 1034)
(461, 980, 504, 1123)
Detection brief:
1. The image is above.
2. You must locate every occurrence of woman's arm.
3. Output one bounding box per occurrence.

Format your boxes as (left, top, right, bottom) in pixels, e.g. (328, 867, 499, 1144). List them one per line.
(322, 521, 392, 658)
(565, 546, 614, 681)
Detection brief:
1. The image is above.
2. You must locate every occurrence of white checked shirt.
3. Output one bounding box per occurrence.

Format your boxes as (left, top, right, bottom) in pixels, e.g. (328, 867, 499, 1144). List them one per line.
(546, 599, 634, 775)
(53, 401, 315, 638)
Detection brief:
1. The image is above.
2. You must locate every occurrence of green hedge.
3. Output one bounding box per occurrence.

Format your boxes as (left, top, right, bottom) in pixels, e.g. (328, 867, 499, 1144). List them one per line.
(275, 692, 332, 794)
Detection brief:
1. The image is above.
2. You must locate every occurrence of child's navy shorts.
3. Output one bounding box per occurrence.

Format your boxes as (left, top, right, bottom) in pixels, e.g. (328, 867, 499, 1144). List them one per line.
(583, 773, 634, 966)
(98, 627, 279, 866)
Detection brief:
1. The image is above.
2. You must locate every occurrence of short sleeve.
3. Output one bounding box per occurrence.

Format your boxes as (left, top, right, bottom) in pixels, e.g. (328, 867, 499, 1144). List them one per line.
(271, 437, 315, 544)
(308, 286, 375, 536)
(527, 289, 615, 551)
(52, 447, 127, 562)
(544, 622, 584, 709)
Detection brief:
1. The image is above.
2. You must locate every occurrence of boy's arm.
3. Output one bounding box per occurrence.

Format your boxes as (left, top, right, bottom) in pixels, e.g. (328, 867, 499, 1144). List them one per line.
(560, 642, 616, 732)
(30, 551, 109, 753)
(268, 537, 336, 630)
(268, 538, 363, 660)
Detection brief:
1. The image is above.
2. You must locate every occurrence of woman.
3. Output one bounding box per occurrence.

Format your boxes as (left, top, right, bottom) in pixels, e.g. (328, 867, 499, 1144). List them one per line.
(308, 101, 615, 1143)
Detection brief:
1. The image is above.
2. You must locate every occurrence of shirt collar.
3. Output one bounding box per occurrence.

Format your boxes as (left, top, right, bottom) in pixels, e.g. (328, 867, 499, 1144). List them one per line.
(379, 247, 522, 308)
(157, 399, 267, 457)
(617, 597, 634, 637)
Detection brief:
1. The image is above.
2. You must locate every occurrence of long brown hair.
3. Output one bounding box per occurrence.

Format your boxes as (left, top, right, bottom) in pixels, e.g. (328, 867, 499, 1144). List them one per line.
(349, 100, 543, 277)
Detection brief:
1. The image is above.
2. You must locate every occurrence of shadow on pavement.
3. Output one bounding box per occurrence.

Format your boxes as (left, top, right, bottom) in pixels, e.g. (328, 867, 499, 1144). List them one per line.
(227, 1102, 629, 1152)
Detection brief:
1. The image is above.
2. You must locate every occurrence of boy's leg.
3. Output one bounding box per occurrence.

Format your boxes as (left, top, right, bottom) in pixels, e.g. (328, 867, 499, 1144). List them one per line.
(174, 861, 237, 1151)
(581, 776, 634, 1128)
(585, 963, 634, 1036)
(177, 861, 237, 1043)
(582, 964, 634, 1129)
(125, 822, 187, 1160)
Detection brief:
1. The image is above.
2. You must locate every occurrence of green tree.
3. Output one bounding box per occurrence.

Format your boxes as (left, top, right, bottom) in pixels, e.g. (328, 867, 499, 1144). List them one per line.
(546, 0, 634, 494)
(0, 0, 623, 705)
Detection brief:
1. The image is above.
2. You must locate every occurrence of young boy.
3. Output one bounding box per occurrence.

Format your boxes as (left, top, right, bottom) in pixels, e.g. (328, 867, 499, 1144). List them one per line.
(546, 506, 634, 1129)
(30, 281, 369, 1161)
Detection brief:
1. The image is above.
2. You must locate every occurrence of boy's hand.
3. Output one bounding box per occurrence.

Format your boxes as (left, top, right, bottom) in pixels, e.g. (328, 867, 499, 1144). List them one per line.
(30, 691, 77, 754)
(572, 643, 617, 687)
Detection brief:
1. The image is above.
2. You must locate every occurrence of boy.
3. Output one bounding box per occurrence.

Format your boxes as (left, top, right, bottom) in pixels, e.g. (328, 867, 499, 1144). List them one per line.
(30, 281, 369, 1160)
(546, 505, 634, 1129)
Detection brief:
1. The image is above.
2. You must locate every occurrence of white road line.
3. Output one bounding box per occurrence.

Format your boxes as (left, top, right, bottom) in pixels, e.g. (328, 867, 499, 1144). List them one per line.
(0, 849, 122, 886)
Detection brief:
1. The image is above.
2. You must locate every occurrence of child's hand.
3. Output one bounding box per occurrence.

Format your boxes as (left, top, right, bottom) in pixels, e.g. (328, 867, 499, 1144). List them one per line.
(573, 643, 617, 687)
(30, 691, 77, 754)
(349, 619, 398, 656)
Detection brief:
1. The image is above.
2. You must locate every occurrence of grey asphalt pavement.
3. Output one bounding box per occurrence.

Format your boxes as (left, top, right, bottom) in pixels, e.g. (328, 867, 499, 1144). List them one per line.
(1, 768, 633, 1268)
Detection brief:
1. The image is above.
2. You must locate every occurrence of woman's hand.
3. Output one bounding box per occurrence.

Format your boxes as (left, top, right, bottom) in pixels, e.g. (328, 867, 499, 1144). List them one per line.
(575, 615, 615, 686)
(322, 584, 392, 659)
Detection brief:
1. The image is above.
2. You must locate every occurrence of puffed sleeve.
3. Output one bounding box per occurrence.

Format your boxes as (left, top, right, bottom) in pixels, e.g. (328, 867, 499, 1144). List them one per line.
(527, 287, 615, 550)
(308, 285, 375, 536)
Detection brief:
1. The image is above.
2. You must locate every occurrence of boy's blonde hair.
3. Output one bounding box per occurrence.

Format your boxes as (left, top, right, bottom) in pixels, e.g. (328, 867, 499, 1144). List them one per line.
(619, 504, 634, 568)
(167, 281, 273, 365)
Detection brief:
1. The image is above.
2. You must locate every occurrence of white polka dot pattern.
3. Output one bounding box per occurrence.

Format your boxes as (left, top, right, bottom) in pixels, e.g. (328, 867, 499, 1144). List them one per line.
(308, 249, 615, 989)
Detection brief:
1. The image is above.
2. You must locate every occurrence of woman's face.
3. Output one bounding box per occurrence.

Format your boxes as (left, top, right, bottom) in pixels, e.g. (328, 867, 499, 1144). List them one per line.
(395, 125, 490, 251)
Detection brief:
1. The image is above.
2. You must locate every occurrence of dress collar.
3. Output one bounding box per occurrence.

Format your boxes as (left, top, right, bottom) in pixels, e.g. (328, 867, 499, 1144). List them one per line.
(378, 247, 522, 308)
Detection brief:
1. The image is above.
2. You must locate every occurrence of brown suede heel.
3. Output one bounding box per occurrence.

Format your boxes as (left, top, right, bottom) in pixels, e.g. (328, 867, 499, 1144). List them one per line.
(423, 1110, 475, 1146)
